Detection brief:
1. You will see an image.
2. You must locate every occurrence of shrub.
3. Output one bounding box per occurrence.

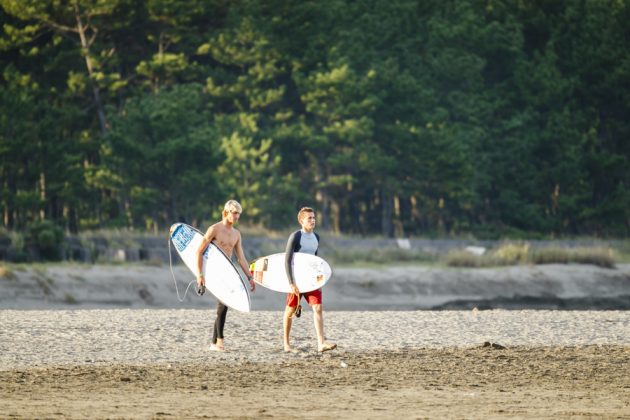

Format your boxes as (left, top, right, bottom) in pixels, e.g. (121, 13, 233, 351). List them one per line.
(26, 220, 65, 261)
(531, 247, 571, 265)
(0, 264, 16, 280)
(570, 247, 616, 268)
(447, 244, 618, 268)
(444, 250, 484, 267)
(492, 242, 530, 265)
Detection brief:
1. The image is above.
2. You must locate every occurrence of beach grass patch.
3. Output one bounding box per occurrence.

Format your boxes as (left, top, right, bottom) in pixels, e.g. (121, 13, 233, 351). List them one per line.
(444, 250, 485, 267)
(446, 243, 619, 268)
(532, 246, 616, 268)
(63, 293, 78, 304)
(0, 264, 16, 280)
(531, 247, 570, 265)
(326, 248, 434, 266)
(493, 242, 530, 265)
(570, 247, 616, 268)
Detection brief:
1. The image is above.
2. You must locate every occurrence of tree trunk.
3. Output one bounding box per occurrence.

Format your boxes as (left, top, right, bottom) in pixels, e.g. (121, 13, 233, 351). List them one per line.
(314, 153, 330, 230)
(381, 187, 393, 238)
(2, 176, 7, 228)
(330, 200, 340, 234)
(39, 171, 46, 220)
(74, 1, 108, 135)
(393, 194, 404, 237)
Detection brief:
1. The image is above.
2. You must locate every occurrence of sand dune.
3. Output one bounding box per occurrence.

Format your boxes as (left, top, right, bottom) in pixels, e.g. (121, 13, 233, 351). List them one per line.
(2, 263, 630, 310)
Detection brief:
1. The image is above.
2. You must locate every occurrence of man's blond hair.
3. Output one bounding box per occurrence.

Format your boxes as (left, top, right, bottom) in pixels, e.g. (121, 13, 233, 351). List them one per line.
(297, 206, 314, 223)
(224, 200, 242, 214)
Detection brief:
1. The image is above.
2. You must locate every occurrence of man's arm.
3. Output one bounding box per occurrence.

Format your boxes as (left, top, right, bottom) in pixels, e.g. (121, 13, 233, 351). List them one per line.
(195, 225, 216, 287)
(234, 232, 255, 292)
(284, 231, 299, 294)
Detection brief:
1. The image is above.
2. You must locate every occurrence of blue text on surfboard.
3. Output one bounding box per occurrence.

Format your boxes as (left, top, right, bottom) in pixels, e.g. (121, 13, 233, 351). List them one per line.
(172, 224, 195, 253)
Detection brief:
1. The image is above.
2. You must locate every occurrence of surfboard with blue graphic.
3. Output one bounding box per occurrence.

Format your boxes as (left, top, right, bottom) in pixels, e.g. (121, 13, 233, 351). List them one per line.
(169, 223, 251, 312)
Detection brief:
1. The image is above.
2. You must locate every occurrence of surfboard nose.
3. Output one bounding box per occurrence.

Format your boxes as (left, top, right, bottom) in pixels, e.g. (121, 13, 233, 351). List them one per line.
(169, 223, 181, 235)
(237, 304, 251, 313)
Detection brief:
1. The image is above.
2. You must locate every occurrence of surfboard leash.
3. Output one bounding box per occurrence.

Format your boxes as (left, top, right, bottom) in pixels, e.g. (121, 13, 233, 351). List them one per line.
(294, 292, 302, 318)
(167, 237, 197, 302)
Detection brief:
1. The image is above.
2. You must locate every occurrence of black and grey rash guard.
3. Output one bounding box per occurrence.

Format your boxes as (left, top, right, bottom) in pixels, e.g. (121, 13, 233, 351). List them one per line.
(284, 230, 320, 286)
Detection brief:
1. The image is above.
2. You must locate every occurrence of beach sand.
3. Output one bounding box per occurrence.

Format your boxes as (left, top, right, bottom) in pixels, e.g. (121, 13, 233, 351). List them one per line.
(1, 309, 629, 418)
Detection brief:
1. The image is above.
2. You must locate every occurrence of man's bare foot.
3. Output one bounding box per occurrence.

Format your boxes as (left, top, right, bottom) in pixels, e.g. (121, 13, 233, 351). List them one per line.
(284, 344, 293, 353)
(318, 342, 337, 353)
(210, 343, 225, 352)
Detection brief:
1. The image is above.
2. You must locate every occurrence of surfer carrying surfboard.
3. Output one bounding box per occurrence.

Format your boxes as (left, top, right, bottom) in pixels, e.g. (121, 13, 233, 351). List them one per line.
(283, 207, 337, 353)
(196, 200, 256, 351)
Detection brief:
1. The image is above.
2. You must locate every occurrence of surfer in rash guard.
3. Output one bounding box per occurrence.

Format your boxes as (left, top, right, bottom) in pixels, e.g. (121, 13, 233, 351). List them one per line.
(283, 207, 337, 353)
(195, 200, 255, 351)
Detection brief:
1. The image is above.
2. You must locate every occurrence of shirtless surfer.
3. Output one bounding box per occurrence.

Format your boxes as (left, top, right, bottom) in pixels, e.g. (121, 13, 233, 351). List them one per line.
(196, 200, 255, 351)
(283, 207, 337, 353)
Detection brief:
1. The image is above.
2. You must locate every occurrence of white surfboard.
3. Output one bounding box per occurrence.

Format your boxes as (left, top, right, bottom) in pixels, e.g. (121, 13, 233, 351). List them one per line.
(251, 253, 332, 293)
(169, 223, 251, 312)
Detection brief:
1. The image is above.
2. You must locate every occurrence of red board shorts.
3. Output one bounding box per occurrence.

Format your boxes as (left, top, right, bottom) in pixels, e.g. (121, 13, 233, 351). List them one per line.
(286, 289, 322, 307)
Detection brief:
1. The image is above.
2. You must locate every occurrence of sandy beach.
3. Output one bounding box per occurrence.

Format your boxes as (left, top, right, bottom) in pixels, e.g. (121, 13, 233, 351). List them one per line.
(2, 263, 630, 417)
(1, 309, 630, 418)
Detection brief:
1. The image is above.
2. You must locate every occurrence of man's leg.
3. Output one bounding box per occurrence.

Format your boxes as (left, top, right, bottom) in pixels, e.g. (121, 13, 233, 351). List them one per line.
(283, 305, 296, 351)
(283, 293, 298, 352)
(309, 294, 336, 352)
(312, 304, 325, 347)
(211, 302, 228, 350)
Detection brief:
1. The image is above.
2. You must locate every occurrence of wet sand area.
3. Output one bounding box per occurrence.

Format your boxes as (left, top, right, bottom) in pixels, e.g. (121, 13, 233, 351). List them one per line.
(1, 310, 629, 418)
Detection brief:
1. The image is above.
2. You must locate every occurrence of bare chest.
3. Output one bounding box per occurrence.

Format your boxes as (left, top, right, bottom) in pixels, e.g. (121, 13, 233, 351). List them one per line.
(213, 230, 239, 257)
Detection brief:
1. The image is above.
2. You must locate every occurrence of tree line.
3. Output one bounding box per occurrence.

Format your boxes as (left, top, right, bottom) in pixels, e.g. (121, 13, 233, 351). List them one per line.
(1, 0, 629, 238)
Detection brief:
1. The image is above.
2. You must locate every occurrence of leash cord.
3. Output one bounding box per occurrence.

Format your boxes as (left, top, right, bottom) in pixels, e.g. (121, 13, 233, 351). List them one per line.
(293, 292, 301, 318)
(168, 237, 196, 302)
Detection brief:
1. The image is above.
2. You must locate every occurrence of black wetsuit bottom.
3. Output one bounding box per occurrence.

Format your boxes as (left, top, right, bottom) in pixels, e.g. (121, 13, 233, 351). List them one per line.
(212, 301, 228, 344)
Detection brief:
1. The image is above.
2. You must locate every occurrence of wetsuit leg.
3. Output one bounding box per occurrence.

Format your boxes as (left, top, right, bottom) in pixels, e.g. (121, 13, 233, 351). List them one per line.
(212, 301, 228, 344)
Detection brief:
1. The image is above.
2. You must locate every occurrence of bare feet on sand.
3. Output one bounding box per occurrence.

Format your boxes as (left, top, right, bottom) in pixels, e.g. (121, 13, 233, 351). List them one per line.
(210, 341, 225, 352)
(318, 342, 337, 353)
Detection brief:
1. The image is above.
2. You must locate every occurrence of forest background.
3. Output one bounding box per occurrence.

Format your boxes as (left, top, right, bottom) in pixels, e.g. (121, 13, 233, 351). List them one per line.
(1, 0, 629, 243)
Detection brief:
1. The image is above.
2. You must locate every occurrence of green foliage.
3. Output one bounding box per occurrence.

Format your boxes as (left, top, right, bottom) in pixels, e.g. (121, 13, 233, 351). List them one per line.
(104, 83, 223, 229)
(0, 0, 629, 237)
(445, 243, 618, 268)
(25, 220, 64, 261)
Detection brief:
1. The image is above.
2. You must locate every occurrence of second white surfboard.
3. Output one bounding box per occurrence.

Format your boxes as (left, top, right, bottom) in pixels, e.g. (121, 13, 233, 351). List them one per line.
(251, 253, 332, 293)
